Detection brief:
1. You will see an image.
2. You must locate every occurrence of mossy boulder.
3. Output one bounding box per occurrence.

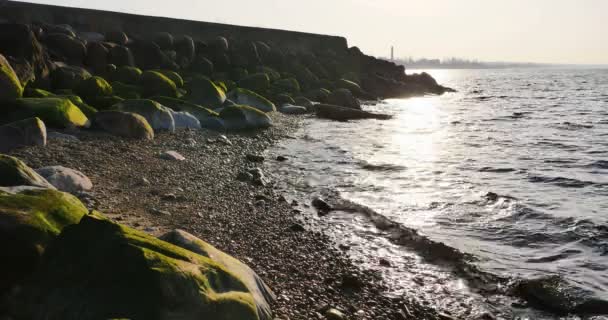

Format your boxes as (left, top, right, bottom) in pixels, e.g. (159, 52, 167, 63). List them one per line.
(275, 93, 295, 106)
(230, 67, 249, 81)
(154, 70, 184, 87)
(326, 88, 360, 109)
(160, 229, 275, 320)
(111, 66, 142, 85)
(0, 118, 47, 153)
(227, 88, 276, 113)
(305, 88, 331, 103)
(191, 56, 214, 75)
(93, 111, 154, 140)
(0, 187, 88, 291)
(57, 95, 98, 118)
(74, 76, 113, 99)
(139, 71, 178, 98)
(108, 45, 135, 67)
(0, 54, 24, 100)
(50, 65, 92, 90)
(84, 95, 123, 111)
(8, 98, 90, 128)
(44, 33, 86, 64)
(272, 78, 300, 94)
(23, 88, 53, 98)
(256, 66, 281, 82)
(186, 76, 226, 108)
(220, 105, 272, 131)
(105, 30, 128, 45)
(0, 154, 54, 189)
(84, 42, 108, 73)
(12, 215, 270, 320)
(237, 73, 270, 93)
(151, 96, 219, 120)
(336, 79, 363, 96)
(294, 96, 314, 110)
(111, 81, 142, 99)
(115, 99, 175, 132)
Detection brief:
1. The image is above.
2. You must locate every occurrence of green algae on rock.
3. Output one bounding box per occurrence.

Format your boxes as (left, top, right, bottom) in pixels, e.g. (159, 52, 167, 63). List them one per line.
(139, 70, 178, 98)
(272, 78, 300, 95)
(111, 66, 143, 85)
(237, 73, 270, 93)
(185, 76, 226, 108)
(0, 154, 54, 189)
(93, 110, 154, 140)
(12, 215, 269, 320)
(111, 81, 143, 99)
(0, 54, 24, 100)
(85, 95, 124, 111)
(154, 69, 184, 88)
(0, 118, 47, 153)
(220, 104, 272, 131)
(23, 88, 54, 98)
(8, 98, 90, 128)
(75, 76, 113, 99)
(227, 88, 276, 113)
(0, 187, 88, 291)
(115, 99, 175, 132)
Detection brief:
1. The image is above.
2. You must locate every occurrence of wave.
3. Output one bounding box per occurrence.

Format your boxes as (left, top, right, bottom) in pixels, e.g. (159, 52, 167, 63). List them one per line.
(584, 160, 608, 169)
(359, 161, 407, 172)
(527, 174, 596, 188)
(478, 167, 517, 173)
(554, 121, 594, 130)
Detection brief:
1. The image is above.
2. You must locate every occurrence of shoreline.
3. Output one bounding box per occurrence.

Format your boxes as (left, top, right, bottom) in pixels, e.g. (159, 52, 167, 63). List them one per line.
(8, 114, 443, 320)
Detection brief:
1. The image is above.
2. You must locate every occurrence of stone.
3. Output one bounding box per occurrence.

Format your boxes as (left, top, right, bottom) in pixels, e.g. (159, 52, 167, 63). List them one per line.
(174, 35, 195, 66)
(289, 223, 305, 232)
(44, 33, 86, 64)
(186, 76, 226, 108)
(276, 156, 288, 162)
(93, 111, 154, 140)
(227, 88, 276, 113)
(105, 30, 128, 45)
(139, 70, 178, 98)
(111, 81, 142, 99)
(279, 104, 308, 115)
(305, 88, 331, 102)
(0, 54, 24, 100)
(74, 76, 113, 99)
(219, 105, 273, 131)
(237, 73, 270, 93)
(50, 65, 92, 90)
(336, 79, 364, 97)
(169, 110, 201, 129)
(0, 187, 87, 291)
(312, 197, 332, 212)
(12, 216, 270, 320)
(159, 229, 276, 320)
(0, 24, 52, 88)
(237, 171, 254, 182)
(0, 154, 55, 189)
(151, 96, 218, 121)
(274, 93, 295, 106)
(84, 42, 108, 73)
(272, 78, 300, 94)
(47, 131, 79, 141)
(154, 69, 184, 88)
(36, 166, 93, 194)
(246, 154, 265, 163)
(111, 66, 142, 85)
(325, 308, 346, 320)
(160, 151, 185, 161)
(326, 88, 360, 109)
(7, 98, 90, 128)
(218, 135, 232, 145)
(108, 45, 135, 67)
(191, 56, 214, 75)
(315, 104, 391, 121)
(152, 32, 173, 50)
(115, 99, 175, 132)
(0, 118, 46, 153)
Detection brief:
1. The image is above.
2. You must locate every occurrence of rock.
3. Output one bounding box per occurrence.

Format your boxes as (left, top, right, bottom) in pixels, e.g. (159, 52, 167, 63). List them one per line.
(168, 110, 201, 129)
(7, 98, 90, 128)
(84, 95, 123, 111)
(279, 104, 308, 115)
(160, 150, 185, 161)
(325, 308, 346, 320)
(336, 79, 364, 97)
(237, 73, 270, 93)
(191, 56, 214, 75)
(289, 223, 305, 232)
(153, 69, 183, 88)
(12, 215, 271, 320)
(139, 70, 178, 98)
(379, 258, 392, 267)
(152, 32, 173, 50)
(47, 131, 78, 141)
(246, 154, 265, 163)
(248, 168, 267, 186)
(312, 197, 332, 212)
(294, 96, 314, 110)
(315, 104, 391, 121)
(227, 88, 276, 113)
(115, 99, 175, 132)
(129, 40, 175, 70)
(0, 24, 52, 88)
(174, 35, 195, 66)
(276, 156, 288, 162)
(84, 42, 108, 73)
(44, 33, 86, 64)
(0, 154, 55, 189)
(275, 93, 295, 106)
(272, 78, 300, 94)
(35, 166, 93, 194)
(326, 88, 360, 109)
(237, 171, 254, 182)
(186, 76, 226, 108)
(77, 31, 105, 43)
(159, 229, 276, 320)
(150, 207, 172, 216)
(105, 30, 128, 45)
(74, 76, 113, 99)
(210, 36, 229, 53)
(305, 88, 331, 102)
(50, 65, 92, 90)
(108, 45, 135, 67)
(0, 118, 46, 152)
(0, 54, 24, 100)
(23, 88, 54, 98)
(218, 135, 232, 145)
(93, 111, 154, 140)
(340, 274, 364, 290)
(0, 187, 87, 291)
(151, 96, 218, 121)
(220, 105, 273, 131)
(111, 81, 141, 99)
(111, 66, 142, 85)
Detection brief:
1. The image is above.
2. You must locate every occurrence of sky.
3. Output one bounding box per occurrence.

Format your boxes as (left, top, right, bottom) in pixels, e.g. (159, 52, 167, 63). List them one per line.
(18, 0, 608, 64)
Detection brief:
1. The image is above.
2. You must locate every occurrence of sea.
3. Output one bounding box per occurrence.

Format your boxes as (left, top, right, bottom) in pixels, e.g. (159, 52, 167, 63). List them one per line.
(265, 68, 608, 319)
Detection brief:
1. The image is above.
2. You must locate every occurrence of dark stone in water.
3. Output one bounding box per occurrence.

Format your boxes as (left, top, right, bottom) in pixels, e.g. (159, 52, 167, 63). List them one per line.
(276, 155, 288, 162)
(312, 197, 332, 213)
(246, 154, 265, 163)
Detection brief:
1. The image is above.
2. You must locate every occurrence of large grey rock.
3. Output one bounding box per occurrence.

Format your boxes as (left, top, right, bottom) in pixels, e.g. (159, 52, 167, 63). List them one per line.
(93, 111, 154, 140)
(115, 99, 175, 132)
(279, 104, 308, 115)
(169, 110, 201, 129)
(219, 105, 272, 131)
(0, 118, 46, 153)
(36, 166, 92, 194)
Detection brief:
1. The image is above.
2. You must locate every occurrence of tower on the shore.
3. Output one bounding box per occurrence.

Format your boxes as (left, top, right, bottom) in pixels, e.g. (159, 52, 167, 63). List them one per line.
(391, 46, 394, 61)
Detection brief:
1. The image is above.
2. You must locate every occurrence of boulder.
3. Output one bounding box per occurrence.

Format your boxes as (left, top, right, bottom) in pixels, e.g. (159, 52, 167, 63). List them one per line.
(74, 76, 113, 99)
(279, 104, 307, 115)
(200, 117, 226, 131)
(210, 36, 229, 53)
(111, 81, 142, 99)
(115, 99, 175, 132)
(7, 98, 90, 128)
(152, 32, 173, 50)
(275, 93, 295, 106)
(11, 215, 270, 320)
(186, 76, 226, 108)
(129, 40, 174, 70)
(315, 104, 391, 121)
(44, 33, 86, 64)
(111, 66, 142, 85)
(108, 45, 135, 67)
(237, 73, 270, 93)
(272, 78, 300, 94)
(220, 105, 272, 131)
(174, 35, 195, 66)
(24, 88, 53, 98)
(191, 56, 214, 75)
(160, 150, 185, 161)
(105, 30, 128, 45)
(0, 24, 52, 88)
(336, 79, 363, 97)
(305, 88, 331, 102)
(169, 110, 201, 129)
(160, 229, 275, 320)
(0, 187, 87, 291)
(294, 96, 314, 110)
(154, 69, 184, 87)
(57, 94, 98, 118)
(36, 166, 92, 194)
(151, 96, 219, 121)
(50, 65, 92, 90)
(77, 31, 105, 43)
(227, 88, 276, 113)
(326, 88, 360, 109)
(0, 117, 46, 152)
(85, 95, 123, 111)
(139, 70, 178, 98)
(84, 42, 108, 73)
(0, 54, 24, 100)
(93, 111, 154, 140)
(0, 154, 55, 189)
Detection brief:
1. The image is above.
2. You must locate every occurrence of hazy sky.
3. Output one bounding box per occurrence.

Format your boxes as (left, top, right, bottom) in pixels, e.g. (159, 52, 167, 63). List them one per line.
(20, 0, 608, 64)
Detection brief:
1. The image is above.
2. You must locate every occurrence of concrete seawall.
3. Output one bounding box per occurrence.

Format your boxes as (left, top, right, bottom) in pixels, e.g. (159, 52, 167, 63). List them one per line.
(0, 0, 349, 54)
